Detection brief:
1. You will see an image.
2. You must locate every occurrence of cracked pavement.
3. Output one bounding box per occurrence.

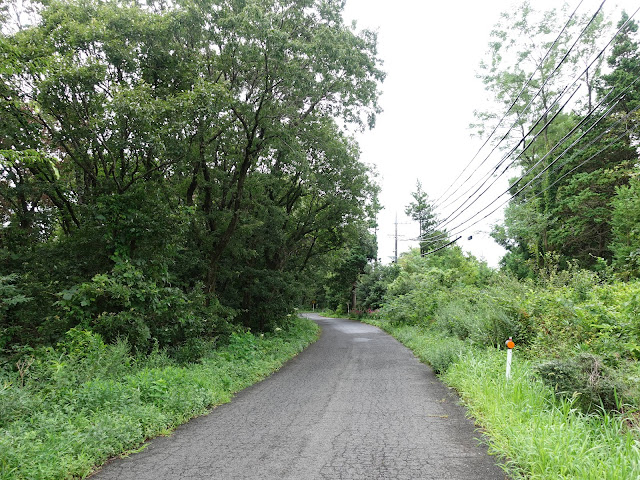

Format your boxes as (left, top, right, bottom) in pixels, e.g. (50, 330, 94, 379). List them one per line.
(91, 314, 508, 480)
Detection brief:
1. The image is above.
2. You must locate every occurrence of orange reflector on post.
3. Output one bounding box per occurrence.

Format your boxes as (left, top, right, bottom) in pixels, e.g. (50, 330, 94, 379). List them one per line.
(505, 337, 514, 380)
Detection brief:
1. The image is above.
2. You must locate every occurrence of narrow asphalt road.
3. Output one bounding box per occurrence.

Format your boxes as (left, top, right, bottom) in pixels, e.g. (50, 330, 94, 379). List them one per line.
(92, 314, 507, 480)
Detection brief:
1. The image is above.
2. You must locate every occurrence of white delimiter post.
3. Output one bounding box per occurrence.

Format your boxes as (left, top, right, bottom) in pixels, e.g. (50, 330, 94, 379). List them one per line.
(505, 337, 515, 379)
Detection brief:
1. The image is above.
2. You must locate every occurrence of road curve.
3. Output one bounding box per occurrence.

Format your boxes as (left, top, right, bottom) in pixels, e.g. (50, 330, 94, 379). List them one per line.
(92, 314, 507, 480)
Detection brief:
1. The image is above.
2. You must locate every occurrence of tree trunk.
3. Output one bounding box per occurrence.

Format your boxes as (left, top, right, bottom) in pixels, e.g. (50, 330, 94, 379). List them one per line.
(351, 281, 357, 311)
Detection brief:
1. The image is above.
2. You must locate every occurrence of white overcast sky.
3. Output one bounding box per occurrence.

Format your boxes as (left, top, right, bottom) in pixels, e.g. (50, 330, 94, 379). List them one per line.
(342, 0, 639, 267)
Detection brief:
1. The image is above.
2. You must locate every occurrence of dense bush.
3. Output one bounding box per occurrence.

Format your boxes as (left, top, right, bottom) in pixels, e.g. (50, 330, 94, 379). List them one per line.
(434, 281, 533, 349)
(54, 258, 236, 353)
(523, 280, 640, 362)
(371, 246, 640, 416)
(535, 354, 628, 414)
(380, 248, 492, 325)
(377, 248, 535, 350)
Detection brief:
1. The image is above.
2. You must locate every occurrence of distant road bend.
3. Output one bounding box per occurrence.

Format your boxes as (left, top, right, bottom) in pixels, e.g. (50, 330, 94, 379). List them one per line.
(93, 314, 507, 480)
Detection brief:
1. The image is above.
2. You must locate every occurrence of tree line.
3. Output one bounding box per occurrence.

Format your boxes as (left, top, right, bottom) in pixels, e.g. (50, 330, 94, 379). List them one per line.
(480, 4, 640, 280)
(0, 0, 383, 354)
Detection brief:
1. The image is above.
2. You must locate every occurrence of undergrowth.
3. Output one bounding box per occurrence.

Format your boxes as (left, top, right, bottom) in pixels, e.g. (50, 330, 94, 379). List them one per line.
(0, 317, 319, 480)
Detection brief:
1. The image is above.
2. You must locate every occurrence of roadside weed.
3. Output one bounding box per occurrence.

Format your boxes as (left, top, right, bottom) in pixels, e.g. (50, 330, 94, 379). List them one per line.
(367, 319, 640, 480)
(0, 317, 319, 480)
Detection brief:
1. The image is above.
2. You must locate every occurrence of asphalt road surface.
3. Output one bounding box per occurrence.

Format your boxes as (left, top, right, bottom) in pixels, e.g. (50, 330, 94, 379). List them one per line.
(92, 314, 507, 480)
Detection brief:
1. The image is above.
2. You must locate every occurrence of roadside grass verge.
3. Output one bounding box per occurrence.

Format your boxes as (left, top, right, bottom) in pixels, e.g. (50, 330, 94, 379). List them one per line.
(364, 319, 640, 480)
(0, 317, 319, 480)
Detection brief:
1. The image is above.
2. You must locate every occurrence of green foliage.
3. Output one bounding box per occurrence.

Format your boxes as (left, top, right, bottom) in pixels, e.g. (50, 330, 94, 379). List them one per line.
(55, 257, 234, 352)
(520, 279, 640, 363)
(599, 12, 640, 114)
(0, 275, 32, 348)
(0, 0, 383, 350)
(320, 227, 378, 311)
(535, 354, 627, 414)
(405, 180, 438, 255)
(0, 316, 319, 480)
(611, 174, 640, 278)
(381, 248, 496, 325)
(434, 281, 533, 349)
(355, 262, 400, 310)
(366, 227, 640, 478)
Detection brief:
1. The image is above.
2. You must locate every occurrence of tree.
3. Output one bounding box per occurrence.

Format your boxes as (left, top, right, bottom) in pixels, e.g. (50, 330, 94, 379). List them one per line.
(479, 3, 640, 275)
(611, 174, 640, 278)
(405, 180, 437, 255)
(598, 11, 640, 115)
(320, 225, 377, 312)
(491, 196, 548, 279)
(545, 12, 640, 270)
(473, 2, 578, 150)
(0, 0, 384, 348)
(356, 261, 400, 310)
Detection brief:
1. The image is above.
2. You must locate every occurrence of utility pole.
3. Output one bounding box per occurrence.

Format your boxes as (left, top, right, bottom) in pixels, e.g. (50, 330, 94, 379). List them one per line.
(388, 214, 412, 263)
(394, 213, 398, 263)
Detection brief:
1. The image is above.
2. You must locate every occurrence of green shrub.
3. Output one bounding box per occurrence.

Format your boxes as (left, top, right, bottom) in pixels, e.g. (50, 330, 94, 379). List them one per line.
(382, 267, 455, 324)
(434, 295, 472, 340)
(427, 336, 465, 374)
(534, 354, 628, 414)
(364, 246, 640, 478)
(0, 274, 32, 350)
(434, 283, 533, 349)
(173, 337, 217, 364)
(56, 259, 234, 355)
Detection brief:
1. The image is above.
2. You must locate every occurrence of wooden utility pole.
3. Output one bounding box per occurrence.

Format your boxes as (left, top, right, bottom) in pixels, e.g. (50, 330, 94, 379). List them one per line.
(394, 213, 398, 263)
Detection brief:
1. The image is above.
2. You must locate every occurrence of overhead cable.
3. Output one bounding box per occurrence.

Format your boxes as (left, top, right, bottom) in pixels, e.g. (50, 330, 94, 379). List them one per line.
(423, 102, 640, 246)
(432, 0, 587, 208)
(430, 77, 638, 236)
(426, 6, 640, 240)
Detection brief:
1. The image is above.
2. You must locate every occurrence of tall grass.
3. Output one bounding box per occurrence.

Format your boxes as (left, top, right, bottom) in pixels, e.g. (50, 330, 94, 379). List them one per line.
(0, 318, 319, 480)
(446, 349, 640, 480)
(366, 319, 640, 480)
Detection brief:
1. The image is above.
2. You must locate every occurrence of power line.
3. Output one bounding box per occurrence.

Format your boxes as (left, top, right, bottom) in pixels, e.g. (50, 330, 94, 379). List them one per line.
(435, 84, 581, 230)
(410, 4, 640, 256)
(432, 0, 588, 209)
(421, 236, 462, 257)
(425, 7, 640, 243)
(436, 83, 574, 214)
(423, 102, 640, 246)
(435, 0, 610, 215)
(422, 76, 640, 245)
(430, 77, 636, 237)
(443, 123, 639, 245)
